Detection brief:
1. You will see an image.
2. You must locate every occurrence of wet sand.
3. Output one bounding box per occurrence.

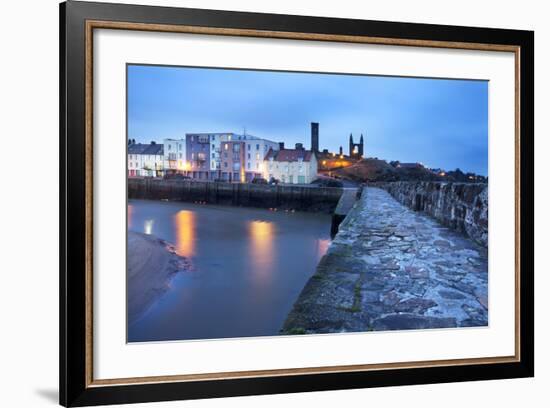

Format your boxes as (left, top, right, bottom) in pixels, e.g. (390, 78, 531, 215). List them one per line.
(127, 231, 191, 324)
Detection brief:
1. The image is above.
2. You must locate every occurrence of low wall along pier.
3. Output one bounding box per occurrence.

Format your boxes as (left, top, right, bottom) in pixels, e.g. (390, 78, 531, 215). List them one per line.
(373, 181, 488, 247)
(128, 178, 344, 213)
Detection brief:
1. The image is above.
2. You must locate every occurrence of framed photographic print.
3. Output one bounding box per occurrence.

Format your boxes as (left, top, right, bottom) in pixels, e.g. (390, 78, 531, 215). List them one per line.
(59, 0, 534, 406)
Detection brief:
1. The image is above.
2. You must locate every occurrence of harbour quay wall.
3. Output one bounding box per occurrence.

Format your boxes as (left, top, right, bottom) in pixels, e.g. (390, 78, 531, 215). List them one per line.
(373, 181, 488, 247)
(128, 178, 343, 213)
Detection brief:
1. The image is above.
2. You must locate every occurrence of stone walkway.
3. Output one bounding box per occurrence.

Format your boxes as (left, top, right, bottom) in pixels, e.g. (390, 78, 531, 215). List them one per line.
(282, 187, 488, 334)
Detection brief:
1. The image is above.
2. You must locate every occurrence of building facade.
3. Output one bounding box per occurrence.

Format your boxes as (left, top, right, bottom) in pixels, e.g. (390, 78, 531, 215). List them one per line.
(220, 140, 246, 182)
(243, 136, 279, 181)
(128, 142, 164, 177)
(186, 132, 279, 181)
(264, 144, 318, 184)
(163, 138, 187, 174)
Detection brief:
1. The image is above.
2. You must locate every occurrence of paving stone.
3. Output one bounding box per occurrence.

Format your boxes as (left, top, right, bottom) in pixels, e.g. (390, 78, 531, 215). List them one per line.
(372, 314, 457, 330)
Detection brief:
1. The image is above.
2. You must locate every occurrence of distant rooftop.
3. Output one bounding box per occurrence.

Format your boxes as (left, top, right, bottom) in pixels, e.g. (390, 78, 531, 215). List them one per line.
(265, 148, 315, 162)
(128, 143, 164, 155)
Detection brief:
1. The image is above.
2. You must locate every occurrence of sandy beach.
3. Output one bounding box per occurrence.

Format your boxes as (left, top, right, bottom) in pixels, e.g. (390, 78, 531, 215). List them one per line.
(127, 231, 191, 324)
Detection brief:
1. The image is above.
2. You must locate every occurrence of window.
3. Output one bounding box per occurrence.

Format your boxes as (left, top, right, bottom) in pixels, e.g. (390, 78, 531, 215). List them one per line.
(212, 153, 215, 159)
(256, 153, 260, 160)
(247, 144, 250, 151)
(224, 162, 228, 168)
(211, 135, 215, 141)
(256, 144, 260, 150)
(256, 163, 259, 170)
(178, 144, 182, 149)
(233, 162, 240, 171)
(168, 145, 171, 150)
(289, 175, 293, 183)
(233, 144, 240, 153)
(212, 144, 215, 149)
(247, 153, 251, 159)
(191, 153, 195, 159)
(224, 144, 228, 150)
(224, 152, 228, 158)
(179, 153, 182, 159)
(247, 163, 251, 169)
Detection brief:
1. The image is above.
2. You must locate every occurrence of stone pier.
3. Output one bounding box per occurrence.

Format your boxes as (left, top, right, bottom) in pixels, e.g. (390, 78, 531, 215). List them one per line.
(282, 187, 488, 334)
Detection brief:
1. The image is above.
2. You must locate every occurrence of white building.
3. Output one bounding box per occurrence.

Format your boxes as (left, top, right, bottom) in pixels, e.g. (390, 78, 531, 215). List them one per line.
(128, 142, 164, 177)
(243, 136, 279, 180)
(264, 145, 318, 184)
(163, 138, 187, 174)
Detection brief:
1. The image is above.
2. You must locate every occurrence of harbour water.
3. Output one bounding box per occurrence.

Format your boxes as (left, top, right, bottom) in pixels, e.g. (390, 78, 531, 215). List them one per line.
(127, 199, 331, 342)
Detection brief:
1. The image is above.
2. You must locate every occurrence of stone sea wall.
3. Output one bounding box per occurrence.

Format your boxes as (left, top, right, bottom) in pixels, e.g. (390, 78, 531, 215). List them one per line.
(128, 178, 343, 213)
(374, 182, 488, 247)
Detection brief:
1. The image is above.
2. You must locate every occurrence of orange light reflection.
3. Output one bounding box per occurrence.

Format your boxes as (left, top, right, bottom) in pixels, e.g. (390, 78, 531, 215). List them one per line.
(317, 238, 331, 259)
(174, 210, 196, 258)
(127, 204, 133, 229)
(249, 220, 274, 284)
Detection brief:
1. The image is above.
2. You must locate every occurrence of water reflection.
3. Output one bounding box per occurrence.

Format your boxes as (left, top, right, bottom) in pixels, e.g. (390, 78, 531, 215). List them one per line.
(174, 210, 196, 257)
(144, 219, 154, 235)
(128, 204, 133, 229)
(249, 220, 275, 285)
(317, 238, 331, 258)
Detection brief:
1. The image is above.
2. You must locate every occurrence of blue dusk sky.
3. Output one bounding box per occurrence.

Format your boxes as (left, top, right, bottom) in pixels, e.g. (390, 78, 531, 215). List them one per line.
(128, 64, 488, 175)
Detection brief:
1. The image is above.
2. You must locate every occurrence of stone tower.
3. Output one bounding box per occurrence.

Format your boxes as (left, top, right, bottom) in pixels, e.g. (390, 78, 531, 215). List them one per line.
(349, 133, 354, 156)
(311, 122, 319, 152)
(359, 133, 364, 157)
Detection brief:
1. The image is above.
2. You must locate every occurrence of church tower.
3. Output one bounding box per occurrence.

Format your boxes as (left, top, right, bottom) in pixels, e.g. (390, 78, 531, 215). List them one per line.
(349, 133, 354, 156)
(359, 133, 364, 157)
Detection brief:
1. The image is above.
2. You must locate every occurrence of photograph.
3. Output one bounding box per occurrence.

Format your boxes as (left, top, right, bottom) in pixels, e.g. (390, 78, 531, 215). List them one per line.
(126, 64, 489, 343)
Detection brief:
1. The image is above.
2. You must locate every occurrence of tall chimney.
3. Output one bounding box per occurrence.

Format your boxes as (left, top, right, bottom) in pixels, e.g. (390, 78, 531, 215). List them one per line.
(311, 122, 319, 152)
(279, 142, 285, 150)
(295, 143, 304, 150)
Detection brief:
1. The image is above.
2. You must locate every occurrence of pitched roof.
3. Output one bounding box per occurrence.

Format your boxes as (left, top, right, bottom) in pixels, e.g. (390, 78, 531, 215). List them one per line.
(128, 143, 164, 155)
(264, 148, 315, 162)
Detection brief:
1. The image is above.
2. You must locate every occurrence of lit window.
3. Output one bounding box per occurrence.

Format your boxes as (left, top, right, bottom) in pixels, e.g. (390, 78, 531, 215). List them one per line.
(256, 153, 260, 160)
(224, 144, 228, 150)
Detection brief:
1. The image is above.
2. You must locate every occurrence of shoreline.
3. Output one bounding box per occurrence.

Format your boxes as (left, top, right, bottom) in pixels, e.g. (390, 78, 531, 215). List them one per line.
(127, 231, 191, 324)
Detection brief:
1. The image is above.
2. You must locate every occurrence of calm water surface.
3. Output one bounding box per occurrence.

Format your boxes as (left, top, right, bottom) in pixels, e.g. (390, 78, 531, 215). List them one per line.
(128, 199, 331, 342)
